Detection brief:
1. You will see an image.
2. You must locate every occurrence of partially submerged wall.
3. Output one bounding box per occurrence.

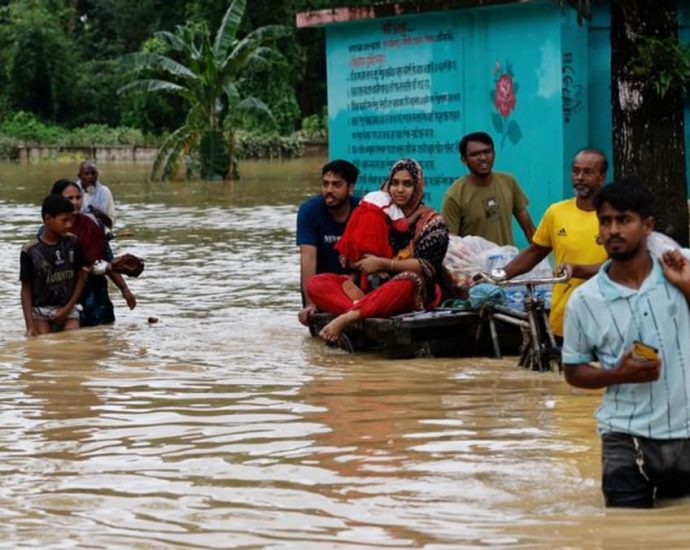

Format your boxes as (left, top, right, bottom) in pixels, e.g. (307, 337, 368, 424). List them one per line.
(16, 146, 159, 163)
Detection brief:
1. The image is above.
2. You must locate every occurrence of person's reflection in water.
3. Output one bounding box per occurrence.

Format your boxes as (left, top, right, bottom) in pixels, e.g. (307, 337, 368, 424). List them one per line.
(20, 329, 113, 452)
(300, 361, 446, 490)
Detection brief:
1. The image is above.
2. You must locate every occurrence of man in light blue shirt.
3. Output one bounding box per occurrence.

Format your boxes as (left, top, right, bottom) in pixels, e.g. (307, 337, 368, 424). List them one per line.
(563, 180, 690, 508)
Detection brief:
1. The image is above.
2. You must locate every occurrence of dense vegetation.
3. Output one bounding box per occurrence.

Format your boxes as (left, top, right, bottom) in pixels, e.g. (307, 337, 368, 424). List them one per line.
(1, 0, 688, 233)
(0, 0, 337, 163)
(120, 0, 292, 179)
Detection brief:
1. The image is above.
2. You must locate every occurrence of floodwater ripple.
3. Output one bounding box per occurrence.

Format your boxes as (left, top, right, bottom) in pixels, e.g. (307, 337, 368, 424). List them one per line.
(1, 162, 689, 548)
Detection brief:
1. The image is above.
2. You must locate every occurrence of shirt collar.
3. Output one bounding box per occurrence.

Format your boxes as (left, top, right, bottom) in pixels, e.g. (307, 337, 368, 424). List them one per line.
(597, 252, 664, 301)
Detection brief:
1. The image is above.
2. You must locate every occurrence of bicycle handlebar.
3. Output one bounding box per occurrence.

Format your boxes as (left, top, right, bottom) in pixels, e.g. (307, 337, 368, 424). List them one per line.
(474, 271, 570, 287)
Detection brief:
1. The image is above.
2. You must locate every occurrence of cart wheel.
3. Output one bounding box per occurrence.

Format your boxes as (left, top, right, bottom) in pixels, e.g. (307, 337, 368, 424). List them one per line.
(518, 342, 531, 368)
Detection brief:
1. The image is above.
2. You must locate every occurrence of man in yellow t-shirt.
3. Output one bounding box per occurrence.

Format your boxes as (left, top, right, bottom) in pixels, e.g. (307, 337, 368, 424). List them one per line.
(497, 148, 608, 339)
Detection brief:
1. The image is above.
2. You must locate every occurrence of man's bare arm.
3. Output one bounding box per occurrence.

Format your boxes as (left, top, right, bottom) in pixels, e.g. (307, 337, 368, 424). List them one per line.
(298, 245, 318, 325)
(20, 281, 34, 335)
(661, 249, 690, 301)
(440, 195, 461, 235)
(503, 243, 551, 279)
(515, 209, 536, 243)
(300, 245, 317, 300)
(560, 262, 602, 280)
(108, 271, 136, 309)
(564, 351, 661, 389)
(54, 269, 89, 321)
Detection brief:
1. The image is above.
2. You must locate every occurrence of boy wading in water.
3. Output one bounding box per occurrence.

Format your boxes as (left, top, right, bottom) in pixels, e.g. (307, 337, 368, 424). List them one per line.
(20, 194, 89, 336)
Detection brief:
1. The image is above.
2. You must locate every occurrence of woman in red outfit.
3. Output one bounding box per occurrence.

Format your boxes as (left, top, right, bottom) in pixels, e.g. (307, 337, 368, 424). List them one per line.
(307, 159, 449, 343)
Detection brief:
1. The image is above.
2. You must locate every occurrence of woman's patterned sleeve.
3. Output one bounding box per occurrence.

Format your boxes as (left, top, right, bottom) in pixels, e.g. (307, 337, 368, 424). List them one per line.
(414, 216, 449, 277)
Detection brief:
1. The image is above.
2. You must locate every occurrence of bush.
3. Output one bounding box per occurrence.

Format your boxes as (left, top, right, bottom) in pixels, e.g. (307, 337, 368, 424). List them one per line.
(302, 111, 327, 132)
(0, 134, 19, 159)
(234, 132, 304, 159)
(66, 124, 149, 146)
(298, 109, 328, 143)
(0, 112, 157, 147)
(2, 111, 67, 144)
(5, 3, 78, 122)
(294, 127, 327, 144)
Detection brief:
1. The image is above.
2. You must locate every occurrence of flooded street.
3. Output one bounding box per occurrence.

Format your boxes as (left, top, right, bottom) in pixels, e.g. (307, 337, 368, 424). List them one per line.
(1, 159, 689, 548)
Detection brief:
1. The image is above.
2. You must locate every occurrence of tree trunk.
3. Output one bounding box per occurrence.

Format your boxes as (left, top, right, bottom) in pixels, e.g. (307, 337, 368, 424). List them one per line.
(610, 0, 688, 245)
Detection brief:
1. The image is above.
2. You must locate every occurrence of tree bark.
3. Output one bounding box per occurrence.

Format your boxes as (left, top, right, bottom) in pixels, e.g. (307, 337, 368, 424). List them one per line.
(610, 0, 688, 245)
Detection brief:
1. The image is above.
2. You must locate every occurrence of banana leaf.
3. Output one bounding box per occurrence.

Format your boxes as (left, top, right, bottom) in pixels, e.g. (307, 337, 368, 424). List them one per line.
(200, 130, 229, 180)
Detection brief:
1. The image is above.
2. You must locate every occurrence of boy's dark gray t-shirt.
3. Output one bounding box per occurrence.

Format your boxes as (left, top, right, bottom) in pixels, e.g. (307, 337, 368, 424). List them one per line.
(20, 235, 85, 307)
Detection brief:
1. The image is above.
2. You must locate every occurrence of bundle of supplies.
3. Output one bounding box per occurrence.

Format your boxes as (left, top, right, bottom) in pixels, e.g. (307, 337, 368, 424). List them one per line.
(443, 235, 513, 287)
(443, 235, 553, 310)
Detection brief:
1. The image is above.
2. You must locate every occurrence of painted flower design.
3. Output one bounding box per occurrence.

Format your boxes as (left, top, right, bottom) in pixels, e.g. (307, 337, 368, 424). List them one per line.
(490, 61, 522, 146)
(495, 74, 516, 117)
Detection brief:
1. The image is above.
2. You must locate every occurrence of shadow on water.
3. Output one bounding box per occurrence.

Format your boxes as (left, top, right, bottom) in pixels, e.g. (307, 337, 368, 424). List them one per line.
(0, 159, 688, 547)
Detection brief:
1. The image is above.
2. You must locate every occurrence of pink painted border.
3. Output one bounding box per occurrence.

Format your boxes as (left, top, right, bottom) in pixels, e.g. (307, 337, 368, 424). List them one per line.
(296, 0, 528, 28)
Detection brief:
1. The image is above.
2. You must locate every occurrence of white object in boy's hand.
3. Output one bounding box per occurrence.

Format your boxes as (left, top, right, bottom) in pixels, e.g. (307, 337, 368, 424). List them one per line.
(91, 260, 110, 276)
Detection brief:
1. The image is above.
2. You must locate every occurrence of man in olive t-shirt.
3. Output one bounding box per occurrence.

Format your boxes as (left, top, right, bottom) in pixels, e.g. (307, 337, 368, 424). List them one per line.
(441, 132, 535, 246)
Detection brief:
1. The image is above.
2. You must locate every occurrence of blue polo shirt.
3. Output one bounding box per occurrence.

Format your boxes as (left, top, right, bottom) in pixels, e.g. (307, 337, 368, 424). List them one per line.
(563, 252, 690, 439)
(296, 194, 359, 274)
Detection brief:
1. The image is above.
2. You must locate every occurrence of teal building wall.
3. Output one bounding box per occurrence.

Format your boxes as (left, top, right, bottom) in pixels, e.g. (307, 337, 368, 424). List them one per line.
(585, 5, 612, 177)
(323, 1, 690, 247)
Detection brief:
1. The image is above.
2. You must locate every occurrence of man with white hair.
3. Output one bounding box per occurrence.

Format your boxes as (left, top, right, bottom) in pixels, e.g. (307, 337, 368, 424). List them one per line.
(77, 161, 116, 229)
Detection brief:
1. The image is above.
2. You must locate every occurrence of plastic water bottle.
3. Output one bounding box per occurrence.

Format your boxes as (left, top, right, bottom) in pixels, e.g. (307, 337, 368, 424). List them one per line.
(485, 251, 517, 272)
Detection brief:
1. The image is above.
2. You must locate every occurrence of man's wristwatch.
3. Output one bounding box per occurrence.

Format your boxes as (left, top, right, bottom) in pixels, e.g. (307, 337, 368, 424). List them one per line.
(490, 268, 507, 282)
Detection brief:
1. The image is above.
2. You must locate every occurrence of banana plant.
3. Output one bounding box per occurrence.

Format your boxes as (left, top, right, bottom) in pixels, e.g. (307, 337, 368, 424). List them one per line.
(119, 0, 289, 180)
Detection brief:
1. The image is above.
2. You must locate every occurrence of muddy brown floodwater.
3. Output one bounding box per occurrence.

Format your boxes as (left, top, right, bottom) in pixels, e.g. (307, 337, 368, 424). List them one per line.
(0, 158, 688, 548)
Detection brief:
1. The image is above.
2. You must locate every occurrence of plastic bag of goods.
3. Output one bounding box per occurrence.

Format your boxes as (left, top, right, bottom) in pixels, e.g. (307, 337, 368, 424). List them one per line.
(647, 231, 680, 258)
(480, 245, 518, 272)
(443, 235, 501, 287)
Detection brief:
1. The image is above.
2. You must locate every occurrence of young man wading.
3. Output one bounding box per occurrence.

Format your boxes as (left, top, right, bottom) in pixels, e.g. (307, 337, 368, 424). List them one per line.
(563, 180, 690, 508)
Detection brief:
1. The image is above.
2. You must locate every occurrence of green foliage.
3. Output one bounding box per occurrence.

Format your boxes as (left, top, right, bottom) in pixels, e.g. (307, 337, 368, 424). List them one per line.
(0, 134, 19, 159)
(149, 125, 193, 180)
(66, 124, 149, 146)
(234, 131, 304, 160)
(0, 111, 152, 147)
(0, 0, 332, 147)
(632, 35, 690, 98)
(1, 111, 66, 143)
(3, 1, 79, 121)
(237, 58, 301, 134)
(199, 131, 229, 180)
(119, 92, 186, 135)
(110, 0, 188, 54)
(120, 0, 292, 180)
(297, 109, 328, 142)
(301, 110, 326, 133)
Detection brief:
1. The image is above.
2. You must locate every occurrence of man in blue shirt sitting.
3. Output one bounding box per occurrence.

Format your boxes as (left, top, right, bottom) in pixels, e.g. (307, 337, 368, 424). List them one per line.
(297, 159, 360, 326)
(563, 180, 690, 508)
